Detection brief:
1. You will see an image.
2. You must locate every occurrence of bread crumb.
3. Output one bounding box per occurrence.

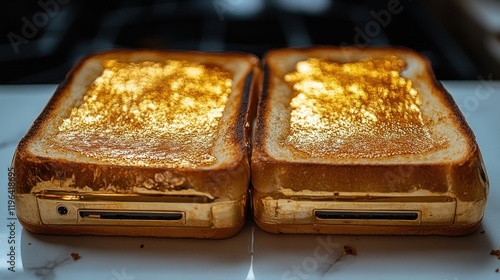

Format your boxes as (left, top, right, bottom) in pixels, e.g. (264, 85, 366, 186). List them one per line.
(342, 245, 357, 256)
(71, 252, 81, 261)
(495, 268, 499, 273)
(28, 242, 31, 245)
(490, 249, 500, 259)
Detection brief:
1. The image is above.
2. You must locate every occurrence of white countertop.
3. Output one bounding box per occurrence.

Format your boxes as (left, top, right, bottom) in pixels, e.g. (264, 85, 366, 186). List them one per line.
(0, 82, 499, 280)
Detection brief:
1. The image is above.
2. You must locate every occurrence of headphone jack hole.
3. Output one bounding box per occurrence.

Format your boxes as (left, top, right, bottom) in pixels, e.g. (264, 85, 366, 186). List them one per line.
(57, 205, 69, 216)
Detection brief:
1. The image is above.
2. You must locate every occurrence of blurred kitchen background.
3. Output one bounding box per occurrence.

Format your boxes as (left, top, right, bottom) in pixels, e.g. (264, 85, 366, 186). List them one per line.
(1, 0, 499, 84)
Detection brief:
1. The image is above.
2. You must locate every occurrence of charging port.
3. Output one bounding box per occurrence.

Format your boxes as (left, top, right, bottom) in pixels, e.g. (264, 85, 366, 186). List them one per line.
(79, 211, 183, 221)
(315, 211, 419, 221)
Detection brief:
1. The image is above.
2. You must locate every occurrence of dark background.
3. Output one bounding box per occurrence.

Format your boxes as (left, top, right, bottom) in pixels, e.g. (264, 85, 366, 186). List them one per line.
(1, 0, 498, 84)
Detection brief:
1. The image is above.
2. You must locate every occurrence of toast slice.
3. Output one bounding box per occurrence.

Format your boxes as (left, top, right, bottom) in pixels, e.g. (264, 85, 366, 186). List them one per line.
(14, 49, 260, 238)
(251, 46, 488, 235)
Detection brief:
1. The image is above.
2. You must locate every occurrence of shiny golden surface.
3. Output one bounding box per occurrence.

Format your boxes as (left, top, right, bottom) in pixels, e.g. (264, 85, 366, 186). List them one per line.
(284, 56, 444, 158)
(55, 59, 233, 167)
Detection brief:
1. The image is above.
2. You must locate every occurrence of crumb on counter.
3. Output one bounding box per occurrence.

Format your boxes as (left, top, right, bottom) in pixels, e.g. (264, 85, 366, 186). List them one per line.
(71, 252, 81, 261)
(342, 245, 357, 256)
(491, 249, 500, 259)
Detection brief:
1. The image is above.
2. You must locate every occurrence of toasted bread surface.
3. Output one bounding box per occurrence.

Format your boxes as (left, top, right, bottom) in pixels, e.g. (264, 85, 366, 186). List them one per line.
(256, 47, 474, 163)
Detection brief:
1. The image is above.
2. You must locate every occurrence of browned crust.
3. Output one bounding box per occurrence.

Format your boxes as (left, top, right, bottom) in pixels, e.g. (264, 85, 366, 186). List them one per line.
(15, 49, 260, 198)
(14, 153, 251, 198)
(254, 218, 482, 236)
(19, 218, 246, 239)
(251, 147, 487, 202)
(240, 58, 263, 158)
(432, 78, 476, 148)
(252, 46, 487, 202)
(254, 61, 271, 153)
